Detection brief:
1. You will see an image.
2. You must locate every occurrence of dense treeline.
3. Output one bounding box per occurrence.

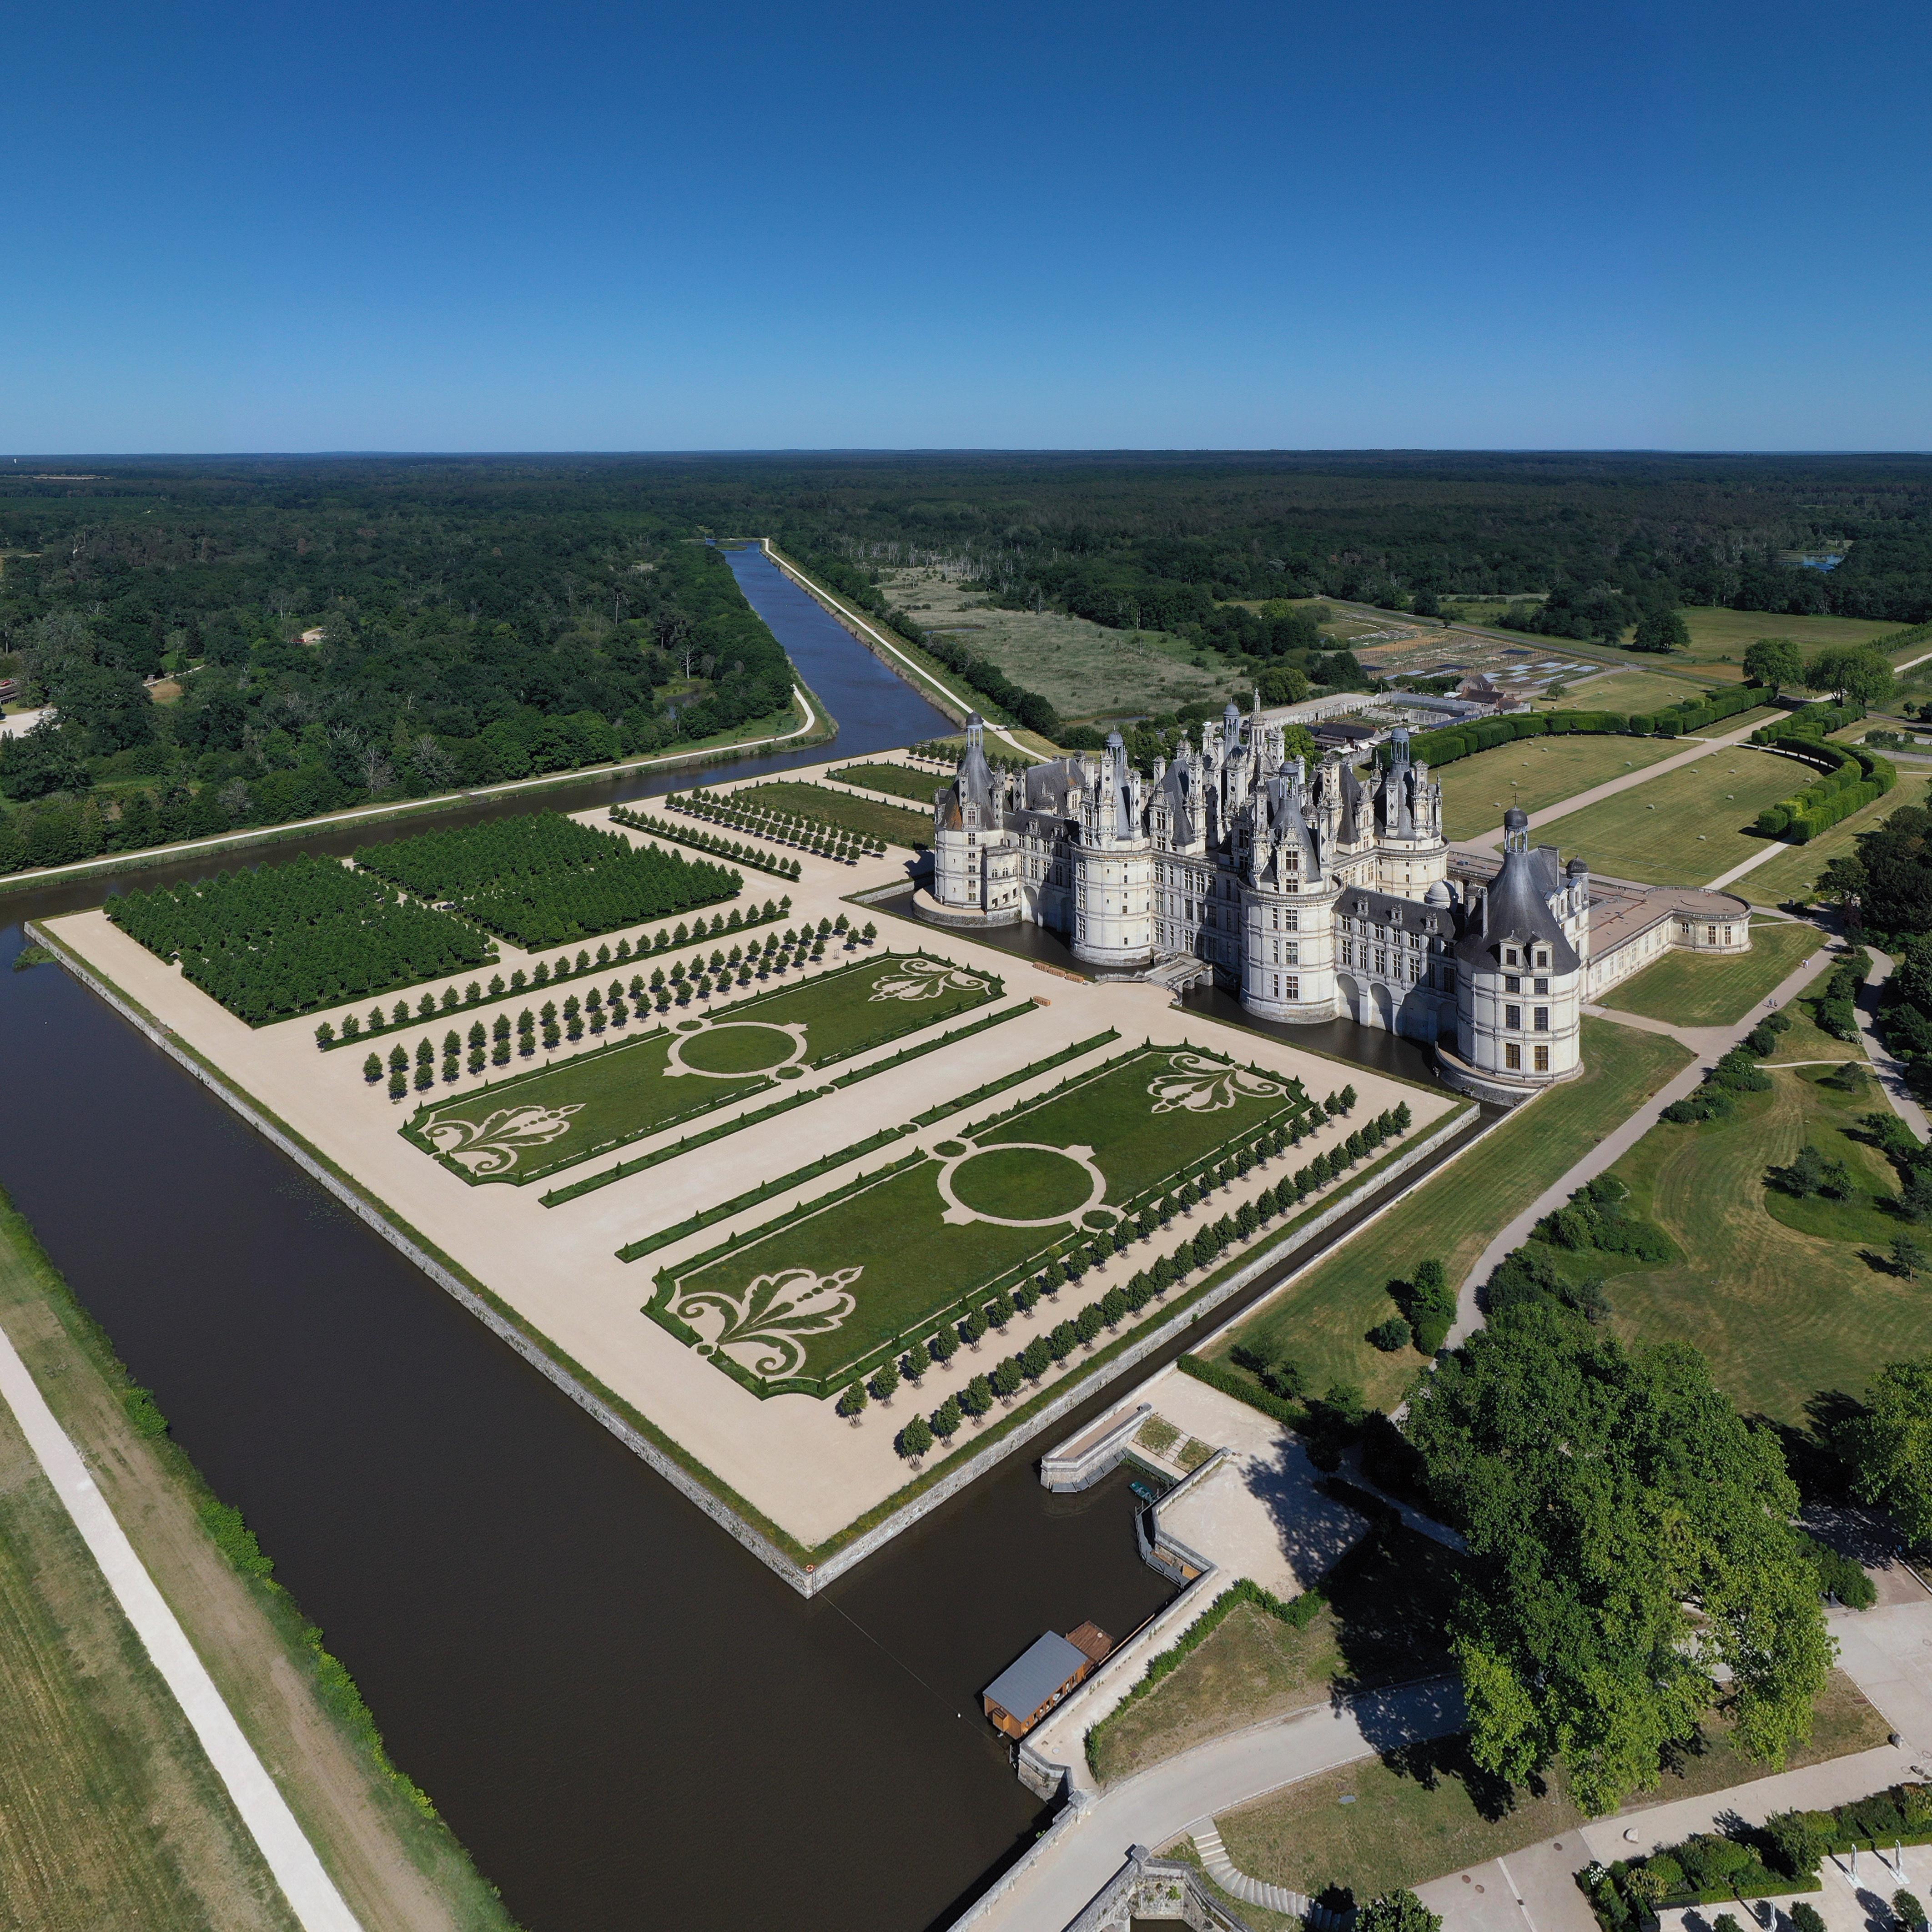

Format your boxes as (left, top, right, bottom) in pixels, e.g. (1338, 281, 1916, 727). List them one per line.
(0, 478, 794, 870)
(108, 854, 494, 1023)
(355, 811, 740, 949)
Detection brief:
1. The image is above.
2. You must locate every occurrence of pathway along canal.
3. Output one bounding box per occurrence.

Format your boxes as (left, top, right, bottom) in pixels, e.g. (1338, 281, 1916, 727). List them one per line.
(0, 548, 1477, 1931)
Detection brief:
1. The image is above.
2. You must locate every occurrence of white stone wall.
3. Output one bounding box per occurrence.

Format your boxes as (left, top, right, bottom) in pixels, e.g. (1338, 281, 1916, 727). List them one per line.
(1457, 942, 1584, 1087)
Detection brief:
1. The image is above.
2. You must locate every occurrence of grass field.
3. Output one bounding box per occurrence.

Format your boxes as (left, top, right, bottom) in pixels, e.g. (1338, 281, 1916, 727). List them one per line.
(827, 762, 947, 806)
(1600, 919, 1821, 1026)
(879, 567, 1237, 719)
(1759, 965, 1864, 1063)
(1435, 735, 1680, 840)
(659, 1044, 1313, 1388)
(737, 780, 933, 849)
(1529, 666, 1720, 714)
(1088, 1528, 1457, 1786)
(1601, 1060, 1920, 1426)
(1678, 606, 1907, 661)
(1552, 746, 1799, 885)
(408, 952, 1000, 1183)
(0, 1385, 299, 1930)
(1744, 774, 1932, 907)
(1206, 1019, 1692, 1409)
(1209, 1670, 1888, 1902)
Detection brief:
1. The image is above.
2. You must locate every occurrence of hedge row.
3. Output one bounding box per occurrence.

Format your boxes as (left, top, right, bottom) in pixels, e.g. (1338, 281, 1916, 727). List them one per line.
(1392, 682, 1766, 770)
(1752, 702, 1893, 840)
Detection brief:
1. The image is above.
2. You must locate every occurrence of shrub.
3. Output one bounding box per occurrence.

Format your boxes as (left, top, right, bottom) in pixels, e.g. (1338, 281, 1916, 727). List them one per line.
(897, 1414, 933, 1461)
(1368, 1316, 1412, 1352)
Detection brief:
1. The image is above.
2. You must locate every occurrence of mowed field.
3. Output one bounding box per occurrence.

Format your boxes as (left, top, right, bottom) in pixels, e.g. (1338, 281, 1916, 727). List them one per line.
(877, 567, 1237, 719)
(1600, 919, 1823, 1027)
(1552, 746, 1798, 885)
(827, 762, 947, 806)
(1529, 666, 1718, 714)
(1678, 605, 1908, 660)
(1434, 734, 1679, 840)
(1601, 1059, 1919, 1426)
(1744, 773, 1932, 907)
(1205, 1018, 1692, 1409)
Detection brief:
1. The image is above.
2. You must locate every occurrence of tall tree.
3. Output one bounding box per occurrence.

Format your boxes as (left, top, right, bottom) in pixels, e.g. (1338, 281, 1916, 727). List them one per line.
(1630, 609, 1690, 654)
(1841, 1356, 1932, 1545)
(1405, 1306, 1832, 1813)
(1743, 637, 1805, 689)
(1806, 646, 1894, 705)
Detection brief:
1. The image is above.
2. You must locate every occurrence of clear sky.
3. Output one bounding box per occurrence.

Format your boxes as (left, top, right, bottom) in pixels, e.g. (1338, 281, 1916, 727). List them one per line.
(5, 0, 1927, 453)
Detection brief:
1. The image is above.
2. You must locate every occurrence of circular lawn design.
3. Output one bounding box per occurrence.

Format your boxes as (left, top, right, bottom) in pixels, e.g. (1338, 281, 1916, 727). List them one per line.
(666, 1020, 807, 1079)
(938, 1142, 1105, 1228)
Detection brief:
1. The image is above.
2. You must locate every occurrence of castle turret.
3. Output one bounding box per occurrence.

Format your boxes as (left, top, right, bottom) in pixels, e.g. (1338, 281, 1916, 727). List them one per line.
(1071, 730, 1153, 968)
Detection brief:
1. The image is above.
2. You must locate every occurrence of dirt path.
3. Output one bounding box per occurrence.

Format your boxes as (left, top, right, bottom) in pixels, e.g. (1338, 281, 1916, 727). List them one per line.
(0, 1197, 515, 1932)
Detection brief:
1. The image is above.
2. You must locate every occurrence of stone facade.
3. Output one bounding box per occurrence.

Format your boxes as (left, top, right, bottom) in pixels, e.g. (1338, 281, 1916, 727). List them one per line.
(926, 709, 1753, 1105)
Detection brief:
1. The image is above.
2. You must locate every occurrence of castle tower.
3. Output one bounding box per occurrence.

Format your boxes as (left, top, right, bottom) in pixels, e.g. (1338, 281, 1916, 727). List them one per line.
(1439, 808, 1585, 1103)
(1070, 730, 1154, 968)
(931, 713, 1018, 918)
(1373, 728, 1449, 898)
(1238, 759, 1340, 1023)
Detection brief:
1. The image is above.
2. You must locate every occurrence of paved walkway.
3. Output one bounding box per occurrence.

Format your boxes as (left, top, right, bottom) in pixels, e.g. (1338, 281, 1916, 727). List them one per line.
(1853, 946, 1930, 1139)
(954, 1678, 1464, 1932)
(1463, 719, 1786, 853)
(0, 1312, 362, 1930)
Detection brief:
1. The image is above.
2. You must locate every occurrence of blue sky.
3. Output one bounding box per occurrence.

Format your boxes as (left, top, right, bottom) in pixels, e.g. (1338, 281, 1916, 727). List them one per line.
(5, 0, 1927, 452)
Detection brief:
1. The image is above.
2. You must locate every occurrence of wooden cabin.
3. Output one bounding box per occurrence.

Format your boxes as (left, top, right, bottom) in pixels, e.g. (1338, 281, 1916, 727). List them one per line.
(981, 1622, 1114, 1739)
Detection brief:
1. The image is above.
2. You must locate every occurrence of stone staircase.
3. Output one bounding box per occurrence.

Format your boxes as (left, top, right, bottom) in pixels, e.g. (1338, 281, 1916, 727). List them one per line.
(1144, 952, 1216, 993)
(1192, 1824, 1350, 1929)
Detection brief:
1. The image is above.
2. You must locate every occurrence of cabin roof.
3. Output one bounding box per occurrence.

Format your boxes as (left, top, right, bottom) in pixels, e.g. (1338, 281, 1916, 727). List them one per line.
(983, 1631, 1090, 1719)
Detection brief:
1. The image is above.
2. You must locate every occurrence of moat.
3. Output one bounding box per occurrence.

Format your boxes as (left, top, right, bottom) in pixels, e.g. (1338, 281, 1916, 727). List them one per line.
(0, 548, 1473, 1932)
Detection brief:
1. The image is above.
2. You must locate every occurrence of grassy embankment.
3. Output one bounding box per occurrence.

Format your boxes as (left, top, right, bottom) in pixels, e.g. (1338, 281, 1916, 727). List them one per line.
(1552, 747, 1802, 886)
(1600, 920, 1824, 1027)
(826, 761, 947, 806)
(0, 1187, 518, 1932)
(1204, 1018, 1692, 1410)
(1200, 1670, 1889, 1903)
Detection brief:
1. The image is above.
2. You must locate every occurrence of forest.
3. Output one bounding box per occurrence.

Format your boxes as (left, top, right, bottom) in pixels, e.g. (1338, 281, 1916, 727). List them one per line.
(5, 453, 1932, 873)
(0, 497, 793, 873)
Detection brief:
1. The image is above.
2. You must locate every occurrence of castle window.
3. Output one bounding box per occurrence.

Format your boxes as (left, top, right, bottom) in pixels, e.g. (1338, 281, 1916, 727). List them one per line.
(1706, 925, 1716, 945)
(1534, 1007, 1548, 1032)
(1505, 1043, 1521, 1070)
(1504, 973, 1520, 994)
(1505, 947, 1520, 967)
(1375, 949, 1387, 975)
(1285, 944, 1298, 967)
(1285, 909, 1298, 931)
(1284, 976, 1298, 1000)
(1505, 1004, 1521, 1029)
(1535, 976, 1549, 996)
(1535, 1044, 1550, 1072)
(1724, 926, 1733, 944)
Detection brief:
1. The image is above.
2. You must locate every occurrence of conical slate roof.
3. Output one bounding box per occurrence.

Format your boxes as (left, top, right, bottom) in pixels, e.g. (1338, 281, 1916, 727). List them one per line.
(1455, 816, 1579, 971)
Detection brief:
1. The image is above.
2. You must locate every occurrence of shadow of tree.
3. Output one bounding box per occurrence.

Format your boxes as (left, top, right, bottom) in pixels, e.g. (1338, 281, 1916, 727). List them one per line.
(1375, 1731, 1524, 1824)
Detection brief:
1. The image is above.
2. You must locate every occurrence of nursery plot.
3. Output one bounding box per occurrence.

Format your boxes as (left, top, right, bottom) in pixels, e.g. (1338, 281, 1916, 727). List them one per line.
(654, 1044, 1314, 1393)
(406, 953, 1002, 1183)
(106, 853, 493, 1025)
(356, 809, 740, 948)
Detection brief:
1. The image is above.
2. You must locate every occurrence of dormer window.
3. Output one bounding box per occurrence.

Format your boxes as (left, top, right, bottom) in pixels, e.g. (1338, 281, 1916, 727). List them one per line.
(1504, 947, 1520, 968)
(1535, 948, 1550, 970)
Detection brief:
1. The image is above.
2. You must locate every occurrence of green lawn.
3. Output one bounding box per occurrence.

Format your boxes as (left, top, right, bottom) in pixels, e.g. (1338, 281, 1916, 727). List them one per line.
(407, 952, 1001, 1183)
(1529, 666, 1721, 715)
(737, 780, 933, 849)
(657, 1044, 1316, 1391)
(1745, 774, 1932, 908)
(1435, 735, 1680, 840)
(1207, 1018, 1692, 1409)
(1211, 1670, 1888, 1902)
(1089, 1529, 1458, 1786)
(827, 762, 947, 806)
(1553, 747, 1800, 886)
(1677, 606, 1907, 663)
(1601, 1062, 1922, 1426)
(1600, 919, 1822, 1027)
(1761, 964, 1864, 1063)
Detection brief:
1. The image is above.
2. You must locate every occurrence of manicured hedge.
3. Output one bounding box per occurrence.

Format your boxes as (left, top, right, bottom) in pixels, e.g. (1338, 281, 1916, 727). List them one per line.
(1750, 702, 1892, 841)
(1396, 683, 1762, 770)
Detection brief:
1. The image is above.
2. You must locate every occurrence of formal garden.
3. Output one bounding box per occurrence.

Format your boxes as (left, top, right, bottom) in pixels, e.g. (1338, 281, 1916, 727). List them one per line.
(402, 951, 1003, 1184)
(354, 810, 740, 948)
(649, 1041, 1412, 1402)
(665, 785, 888, 860)
(107, 854, 496, 1024)
(608, 803, 802, 878)
(729, 780, 931, 850)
